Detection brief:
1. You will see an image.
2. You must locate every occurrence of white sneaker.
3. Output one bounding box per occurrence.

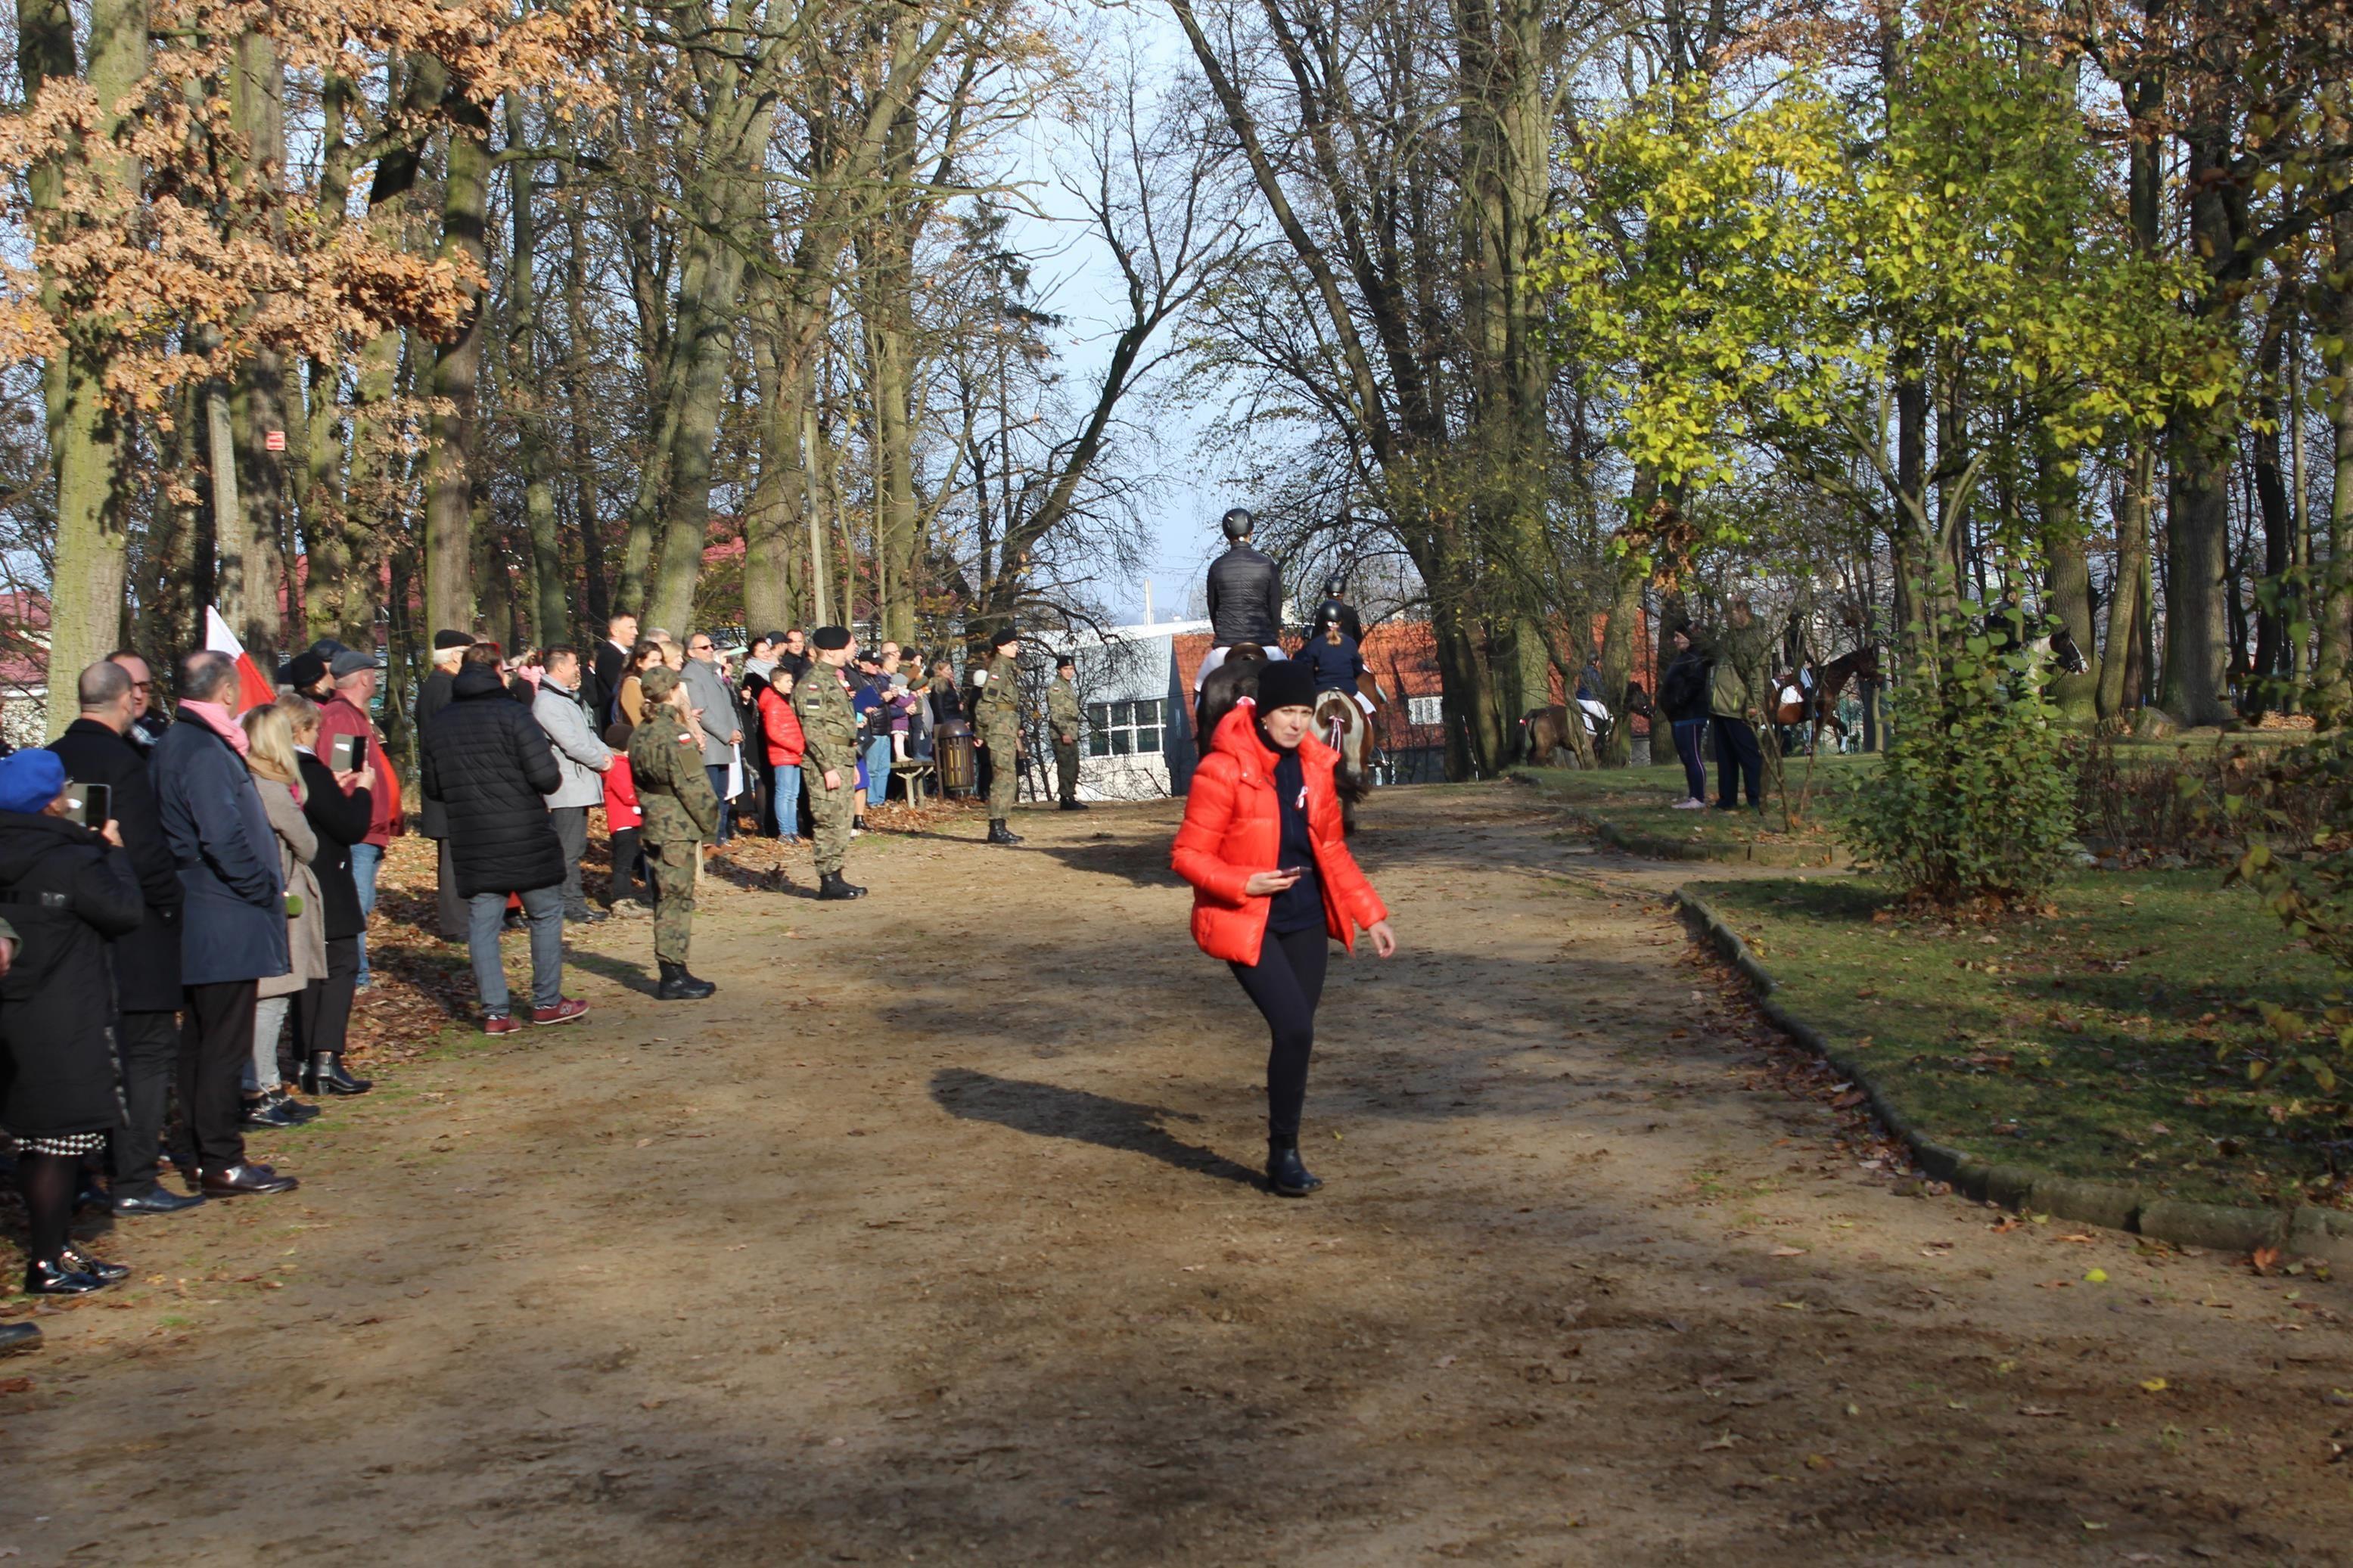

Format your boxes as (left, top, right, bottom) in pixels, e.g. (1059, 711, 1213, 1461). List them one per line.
(1670, 797, 1706, 809)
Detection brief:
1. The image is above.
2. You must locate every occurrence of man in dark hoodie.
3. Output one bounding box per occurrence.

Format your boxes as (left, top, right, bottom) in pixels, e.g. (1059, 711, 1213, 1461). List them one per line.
(421, 652, 589, 1034)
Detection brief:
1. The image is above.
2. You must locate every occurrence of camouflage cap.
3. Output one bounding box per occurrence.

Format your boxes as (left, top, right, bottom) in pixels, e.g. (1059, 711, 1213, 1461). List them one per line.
(641, 664, 681, 701)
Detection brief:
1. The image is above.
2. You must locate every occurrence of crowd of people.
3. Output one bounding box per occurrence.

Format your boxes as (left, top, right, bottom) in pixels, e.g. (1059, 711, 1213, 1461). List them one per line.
(0, 617, 1089, 1350)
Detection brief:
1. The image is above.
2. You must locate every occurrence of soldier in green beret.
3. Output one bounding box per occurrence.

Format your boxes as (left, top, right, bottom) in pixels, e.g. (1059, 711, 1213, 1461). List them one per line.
(973, 625, 1024, 843)
(793, 626, 866, 899)
(629, 664, 720, 999)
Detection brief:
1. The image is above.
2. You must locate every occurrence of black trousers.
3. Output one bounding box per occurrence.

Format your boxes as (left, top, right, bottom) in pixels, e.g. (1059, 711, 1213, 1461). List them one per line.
(179, 980, 256, 1170)
(1711, 715, 1764, 808)
(297, 936, 360, 1063)
(611, 827, 645, 902)
(110, 1008, 182, 1197)
(434, 837, 468, 940)
(1229, 924, 1329, 1143)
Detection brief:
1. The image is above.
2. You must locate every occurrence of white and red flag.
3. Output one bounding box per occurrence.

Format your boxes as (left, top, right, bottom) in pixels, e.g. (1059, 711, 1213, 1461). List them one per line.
(202, 607, 278, 715)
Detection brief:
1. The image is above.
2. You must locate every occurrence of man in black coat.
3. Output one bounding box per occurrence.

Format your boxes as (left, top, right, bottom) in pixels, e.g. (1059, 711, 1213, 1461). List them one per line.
(414, 630, 470, 941)
(48, 660, 202, 1216)
(294, 739, 375, 1096)
(422, 658, 587, 1033)
(588, 611, 639, 729)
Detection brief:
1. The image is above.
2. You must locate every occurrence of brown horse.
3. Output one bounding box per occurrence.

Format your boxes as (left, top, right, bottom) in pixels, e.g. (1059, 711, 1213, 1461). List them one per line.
(1518, 700, 1612, 766)
(1773, 645, 1880, 749)
(1316, 689, 1373, 834)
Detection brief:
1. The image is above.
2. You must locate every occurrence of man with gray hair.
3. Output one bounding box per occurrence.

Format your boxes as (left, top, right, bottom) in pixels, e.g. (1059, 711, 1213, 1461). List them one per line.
(49, 662, 199, 1212)
(147, 650, 297, 1197)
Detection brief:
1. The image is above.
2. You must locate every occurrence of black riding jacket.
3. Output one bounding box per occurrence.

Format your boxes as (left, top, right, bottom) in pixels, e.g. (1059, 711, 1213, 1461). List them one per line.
(1206, 544, 1282, 647)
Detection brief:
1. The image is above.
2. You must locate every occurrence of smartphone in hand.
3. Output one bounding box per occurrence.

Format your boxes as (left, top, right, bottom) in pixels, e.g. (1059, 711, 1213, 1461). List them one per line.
(328, 733, 363, 772)
(62, 781, 111, 830)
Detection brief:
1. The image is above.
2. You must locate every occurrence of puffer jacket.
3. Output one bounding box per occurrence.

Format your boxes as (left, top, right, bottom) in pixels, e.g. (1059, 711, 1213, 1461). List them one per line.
(1171, 701, 1387, 965)
(1658, 648, 1711, 724)
(1206, 543, 1284, 647)
(0, 810, 142, 1137)
(757, 682, 805, 766)
(421, 664, 566, 899)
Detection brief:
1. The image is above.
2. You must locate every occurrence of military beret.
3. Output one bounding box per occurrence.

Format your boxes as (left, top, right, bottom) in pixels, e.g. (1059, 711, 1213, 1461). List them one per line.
(990, 625, 1021, 649)
(433, 629, 471, 650)
(812, 626, 851, 650)
(1055, 653, 1076, 670)
(640, 664, 681, 700)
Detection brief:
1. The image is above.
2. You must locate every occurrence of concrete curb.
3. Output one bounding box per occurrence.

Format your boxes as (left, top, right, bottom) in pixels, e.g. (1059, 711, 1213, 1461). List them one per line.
(1672, 886, 2353, 1266)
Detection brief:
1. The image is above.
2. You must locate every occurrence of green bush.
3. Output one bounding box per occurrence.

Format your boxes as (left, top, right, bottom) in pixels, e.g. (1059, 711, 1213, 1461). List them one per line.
(1844, 596, 2076, 908)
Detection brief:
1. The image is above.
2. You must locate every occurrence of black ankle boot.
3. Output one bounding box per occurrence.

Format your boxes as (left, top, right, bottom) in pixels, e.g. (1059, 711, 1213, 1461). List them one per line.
(303, 1054, 372, 1096)
(1267, 1137, 1323, 1197)
(23, 1257, 107, 1296)
(58, 1243, 129, 1283)
(987, 818, 1023, 845)
(818, 871, 867, 902)
(656, 961, 716, 1001)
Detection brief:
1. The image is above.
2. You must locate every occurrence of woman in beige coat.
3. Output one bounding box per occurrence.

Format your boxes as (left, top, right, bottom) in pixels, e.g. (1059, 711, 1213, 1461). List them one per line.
(243, 697, 328, 1128)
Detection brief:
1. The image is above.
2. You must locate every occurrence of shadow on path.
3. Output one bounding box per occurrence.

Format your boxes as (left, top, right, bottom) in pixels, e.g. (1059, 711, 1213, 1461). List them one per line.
(930, 1067, 1261, 1188)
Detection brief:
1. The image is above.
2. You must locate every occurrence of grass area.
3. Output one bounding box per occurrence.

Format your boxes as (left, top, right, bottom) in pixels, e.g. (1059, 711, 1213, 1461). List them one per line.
(1519, 753, 1873, 859)
(1696, 868, 2353, 1209)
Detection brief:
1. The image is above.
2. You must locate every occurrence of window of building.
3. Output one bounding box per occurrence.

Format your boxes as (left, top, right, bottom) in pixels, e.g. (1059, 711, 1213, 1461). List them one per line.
(1087, 699, 1164, 758)
(1407, 695, 1443, 727)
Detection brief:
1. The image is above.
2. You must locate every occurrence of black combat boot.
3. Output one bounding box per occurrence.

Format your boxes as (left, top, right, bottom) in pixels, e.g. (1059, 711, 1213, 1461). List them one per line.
(987, 818, 1024, 845)
(303, 1054, 372, 1096)
(656, 961, 716, 1001)
(818, 871, 867, 902)
(1058, 799, 1088, 812)
(1267, 1136, 1323, 1197)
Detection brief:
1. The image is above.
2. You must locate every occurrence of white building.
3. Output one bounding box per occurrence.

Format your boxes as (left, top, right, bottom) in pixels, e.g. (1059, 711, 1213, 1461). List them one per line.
(1060, 618, 1209, 802)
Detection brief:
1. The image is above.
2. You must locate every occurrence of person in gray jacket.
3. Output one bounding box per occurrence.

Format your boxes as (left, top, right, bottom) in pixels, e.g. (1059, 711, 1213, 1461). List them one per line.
(680, 632, 743, 846)
(531, 646, 613, 924)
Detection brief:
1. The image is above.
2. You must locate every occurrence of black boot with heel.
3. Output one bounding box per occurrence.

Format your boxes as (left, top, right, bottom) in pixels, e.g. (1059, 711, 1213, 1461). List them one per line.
(1267, 1136, 1323, 1197)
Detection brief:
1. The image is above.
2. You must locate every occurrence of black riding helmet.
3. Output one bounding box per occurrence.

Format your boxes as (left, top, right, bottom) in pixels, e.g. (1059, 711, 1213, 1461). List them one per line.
(1220, 507, 1254, 542)
(1321, 576, 1344, 599)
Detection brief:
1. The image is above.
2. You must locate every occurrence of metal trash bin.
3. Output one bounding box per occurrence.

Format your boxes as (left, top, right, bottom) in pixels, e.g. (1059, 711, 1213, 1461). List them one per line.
(935, 720, 978, 797)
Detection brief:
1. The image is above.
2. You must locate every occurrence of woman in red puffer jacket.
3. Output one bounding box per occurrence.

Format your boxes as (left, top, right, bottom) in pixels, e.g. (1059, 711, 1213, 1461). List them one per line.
(1171, 659, 1395, 1197)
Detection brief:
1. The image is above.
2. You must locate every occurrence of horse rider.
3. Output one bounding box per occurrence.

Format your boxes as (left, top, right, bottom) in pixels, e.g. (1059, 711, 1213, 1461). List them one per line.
(1199, 508, 1285, 692)
(1307, 577, 1363, 646)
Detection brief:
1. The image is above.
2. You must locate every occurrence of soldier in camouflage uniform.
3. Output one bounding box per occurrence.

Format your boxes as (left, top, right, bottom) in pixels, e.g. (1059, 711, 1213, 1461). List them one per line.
(972, 626, 1024, 843)
(793, 626, 866, 900)
(1048, 654, 1086, 811)
(629, 665, 721, 999)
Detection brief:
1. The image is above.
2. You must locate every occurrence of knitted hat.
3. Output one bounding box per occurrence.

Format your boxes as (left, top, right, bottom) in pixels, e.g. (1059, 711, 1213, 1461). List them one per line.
(0, 750, 66, 814)
(1255, 658, 1317, 712)
(281, 651, 329, 691)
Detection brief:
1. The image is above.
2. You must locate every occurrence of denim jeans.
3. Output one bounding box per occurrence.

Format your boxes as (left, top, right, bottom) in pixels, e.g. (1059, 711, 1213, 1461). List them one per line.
(771, 763, 803, 837)
(864, 736, 894, 806)
(704, 763, 732, 844)
(467, 886, 565, 1016)
(349, 841, 381, 986)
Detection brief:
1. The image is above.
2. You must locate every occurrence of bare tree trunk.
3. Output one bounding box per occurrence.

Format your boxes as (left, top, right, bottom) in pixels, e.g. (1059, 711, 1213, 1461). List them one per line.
(2097, 444, 2155, 725)
(505, 95, 569, 648)
(424, 86, 490, 638)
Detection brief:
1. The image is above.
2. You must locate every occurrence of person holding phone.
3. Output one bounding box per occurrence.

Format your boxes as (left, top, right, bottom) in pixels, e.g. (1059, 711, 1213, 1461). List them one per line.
(1171, 659, 1396, 1197)
(0, 747, 144, 1292)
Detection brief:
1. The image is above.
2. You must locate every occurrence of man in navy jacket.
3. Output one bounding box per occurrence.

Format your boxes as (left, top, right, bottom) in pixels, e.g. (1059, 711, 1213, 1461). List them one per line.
(148, 652, 297, 1198)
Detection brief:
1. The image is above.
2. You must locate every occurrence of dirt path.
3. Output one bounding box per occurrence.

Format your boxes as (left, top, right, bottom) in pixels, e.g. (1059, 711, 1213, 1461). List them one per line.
(5, 784, 2351, 1564)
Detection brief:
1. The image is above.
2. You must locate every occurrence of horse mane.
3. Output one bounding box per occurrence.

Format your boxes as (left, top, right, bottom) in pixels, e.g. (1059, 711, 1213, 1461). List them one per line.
(1195, 650, 1267, 746)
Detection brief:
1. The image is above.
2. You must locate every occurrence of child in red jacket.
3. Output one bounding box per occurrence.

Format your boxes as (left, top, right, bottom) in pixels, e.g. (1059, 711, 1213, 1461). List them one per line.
(1170, 660, 1394, 1198)
(757, 672, 807, 841)
(602, 722, 647, 909)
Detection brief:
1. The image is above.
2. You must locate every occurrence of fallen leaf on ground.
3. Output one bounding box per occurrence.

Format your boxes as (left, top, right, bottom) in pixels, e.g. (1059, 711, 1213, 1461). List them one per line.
(2084, 1268, 2109, 1284)
(1770, 1246, 1807, 1257)
(2140, 1377, 2168, 1393)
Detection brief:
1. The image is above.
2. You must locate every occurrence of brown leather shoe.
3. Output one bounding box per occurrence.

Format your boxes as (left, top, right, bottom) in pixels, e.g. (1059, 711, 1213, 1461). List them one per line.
(200, 1163, 300, 1197)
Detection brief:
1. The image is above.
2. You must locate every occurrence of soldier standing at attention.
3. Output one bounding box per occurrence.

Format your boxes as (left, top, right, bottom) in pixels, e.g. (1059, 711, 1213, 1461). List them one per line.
(794, 626, 867, 900)
(629, 666, 720, 1000)
(1048, 654, 1086, 812)
(972, 626, 1024, 844)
